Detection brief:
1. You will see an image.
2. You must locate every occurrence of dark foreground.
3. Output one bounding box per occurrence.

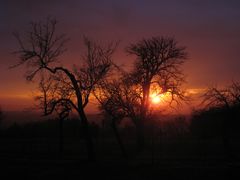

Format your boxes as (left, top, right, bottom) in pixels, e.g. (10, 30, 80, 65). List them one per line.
(1, 128, 240, 179)
(1, 155, 239, 180)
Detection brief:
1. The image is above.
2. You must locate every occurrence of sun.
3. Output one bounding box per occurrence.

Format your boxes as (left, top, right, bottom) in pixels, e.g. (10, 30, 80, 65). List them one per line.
(150, 93, 161, 104)
(152, 96, 161, 104)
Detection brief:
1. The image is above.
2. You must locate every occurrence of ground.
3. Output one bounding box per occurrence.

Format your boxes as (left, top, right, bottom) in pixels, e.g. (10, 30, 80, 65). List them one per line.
(0, 137, 239, 179)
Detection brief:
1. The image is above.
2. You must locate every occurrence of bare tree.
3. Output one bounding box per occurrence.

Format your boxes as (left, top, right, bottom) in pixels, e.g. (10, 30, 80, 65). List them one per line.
(12, 18, 116, 161)
(202, 81, 240, 160)
(35, 74, 71, 157)
(94, 79, 140, 158)
(94, 97, 127, 158)
(202, 86, 231, 109)
(202, 81, 240, 109)
(125, 37, 188, 150)
(229, 81, 240, 105)
(95, 37, 188, 152)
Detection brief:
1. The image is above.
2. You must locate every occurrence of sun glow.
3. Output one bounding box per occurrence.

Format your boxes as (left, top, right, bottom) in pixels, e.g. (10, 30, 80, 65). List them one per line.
(150, 93, 162, 104)
(152, 96, 161, 104)
(150, 90, 171, 105)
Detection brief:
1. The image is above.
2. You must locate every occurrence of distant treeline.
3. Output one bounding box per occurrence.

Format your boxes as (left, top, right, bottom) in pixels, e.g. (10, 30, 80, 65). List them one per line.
(191, 104, 240, 139)
(1, 105, 240, 141)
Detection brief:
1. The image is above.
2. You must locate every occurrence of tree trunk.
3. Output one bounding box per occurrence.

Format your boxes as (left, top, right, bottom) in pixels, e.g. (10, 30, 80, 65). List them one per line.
(78, 110, 96, 161)
(141, 82, 151, 119)
(135, 82, 150, 152)
(111, 120, 128, 159)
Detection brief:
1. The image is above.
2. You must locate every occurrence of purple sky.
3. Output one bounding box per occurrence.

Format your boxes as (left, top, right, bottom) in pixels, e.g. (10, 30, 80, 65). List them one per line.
(1, 0, 240, 111)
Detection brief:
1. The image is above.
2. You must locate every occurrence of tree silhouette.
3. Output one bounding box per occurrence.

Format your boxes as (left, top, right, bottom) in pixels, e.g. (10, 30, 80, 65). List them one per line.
(202, 81, 240, 160)
(95, 37, 188, 152)
(229, 81, 240, 105)
(202, 87, 230, 109)
(94, 80, 137, 158)
(125, 37, 188, 150)
(35, 74, 71, 157)
(12, 18, 116, 161)
(202, 81, 240, 109)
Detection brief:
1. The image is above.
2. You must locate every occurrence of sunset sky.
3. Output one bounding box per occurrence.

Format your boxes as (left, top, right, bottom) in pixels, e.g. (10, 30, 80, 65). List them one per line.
(1, 0, 240, 112)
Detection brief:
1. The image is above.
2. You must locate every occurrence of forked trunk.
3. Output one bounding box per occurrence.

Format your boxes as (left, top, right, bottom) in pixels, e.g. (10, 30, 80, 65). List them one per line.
(136, 82, 150, 152)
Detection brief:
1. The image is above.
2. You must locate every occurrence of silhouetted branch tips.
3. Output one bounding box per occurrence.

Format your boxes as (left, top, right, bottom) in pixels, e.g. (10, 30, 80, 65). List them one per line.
(12, 17, 68, 80)
(202, 81, 240, 109)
